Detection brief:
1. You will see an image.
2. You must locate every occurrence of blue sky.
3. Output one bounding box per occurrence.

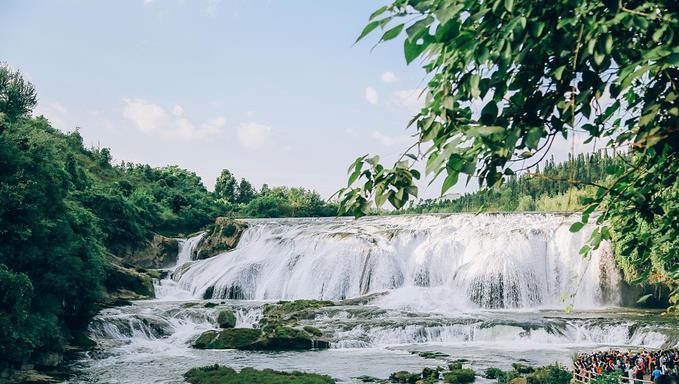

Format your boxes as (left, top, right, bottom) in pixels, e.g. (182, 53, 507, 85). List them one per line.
(1, 0, 591, 199)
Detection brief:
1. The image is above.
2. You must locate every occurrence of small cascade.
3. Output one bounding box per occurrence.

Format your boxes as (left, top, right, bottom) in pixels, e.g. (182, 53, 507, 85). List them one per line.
(172, 214, 621, 310)
(154, 232, 204, 300)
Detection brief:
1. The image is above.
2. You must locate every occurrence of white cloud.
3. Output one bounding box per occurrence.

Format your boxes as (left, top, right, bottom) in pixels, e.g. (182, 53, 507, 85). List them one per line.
(171, 104, 184, 116)
(365, 87, 379, 105)
(371, 131, 412, 147)
(206, 0, 221, 16)
(122, 98, 224, 140)
(237, 122, 272, 149)
(381, 71, 398, 83)
(389, 88, 426, 112)
(143, 0, 153, 5)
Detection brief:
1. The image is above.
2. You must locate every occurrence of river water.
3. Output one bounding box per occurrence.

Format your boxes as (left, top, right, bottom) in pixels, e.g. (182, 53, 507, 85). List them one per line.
(66, 214, 678, 383)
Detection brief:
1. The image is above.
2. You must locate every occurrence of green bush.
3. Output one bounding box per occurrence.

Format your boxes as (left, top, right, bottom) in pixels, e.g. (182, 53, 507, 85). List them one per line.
(388, 370, 420, 383)
(443, 368, 476, 384)
(184, 365, 335, 384)
(526, 364, 571, 384)
(512, 363, 535, 374)
(484, 367, 504, 379)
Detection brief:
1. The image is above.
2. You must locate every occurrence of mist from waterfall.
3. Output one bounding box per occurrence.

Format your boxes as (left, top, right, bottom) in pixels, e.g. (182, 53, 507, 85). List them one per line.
(169, 214, 621, 311)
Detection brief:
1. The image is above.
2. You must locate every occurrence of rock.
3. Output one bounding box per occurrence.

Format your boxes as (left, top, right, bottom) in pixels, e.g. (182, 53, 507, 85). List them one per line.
(217, 310, 236, 328)
(193, 328, 262, 349)
(509, 378, 527, 384)
(33, 352, 62, 367)
(244, 326, 329, 350)
(192, 326, 329, 351)
(102, 257, 155, 304)
(195, 218, 247, 260)
(303, 325, 322, 337)
(119, 234, 179, 269)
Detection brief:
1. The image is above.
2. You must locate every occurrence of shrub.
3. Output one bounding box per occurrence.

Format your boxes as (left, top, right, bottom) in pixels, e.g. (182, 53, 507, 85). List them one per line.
(443, 368, 476, 384)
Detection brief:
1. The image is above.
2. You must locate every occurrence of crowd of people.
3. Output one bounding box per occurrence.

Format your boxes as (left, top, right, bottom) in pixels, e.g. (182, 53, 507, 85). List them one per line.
(574, 349, 679, 384)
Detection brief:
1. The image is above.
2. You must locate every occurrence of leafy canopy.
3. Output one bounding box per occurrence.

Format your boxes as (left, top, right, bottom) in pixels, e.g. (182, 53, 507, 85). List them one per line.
(339, 0, 678, 306)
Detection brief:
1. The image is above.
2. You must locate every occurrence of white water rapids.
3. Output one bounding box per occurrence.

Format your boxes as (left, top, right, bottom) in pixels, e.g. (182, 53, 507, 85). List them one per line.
(70, 214, 678, 384)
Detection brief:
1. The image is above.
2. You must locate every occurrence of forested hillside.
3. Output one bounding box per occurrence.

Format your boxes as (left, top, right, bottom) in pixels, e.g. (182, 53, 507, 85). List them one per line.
(0, 64, 336, 370)
(399, 152, 621, 214)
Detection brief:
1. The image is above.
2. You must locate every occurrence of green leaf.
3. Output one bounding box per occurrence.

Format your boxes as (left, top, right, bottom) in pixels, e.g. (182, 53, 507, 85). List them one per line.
(441, 171, 459, 194)
(381, 24, 404, 42)
(369, 5, 388, 21)
(637, 294, 653, 304)
(569, 222, 585, 232)
(554, 65, 566, 80)
(356, 20, 380, 43)
(479, 102, 498, 125)
(504, 0, 513, 12)
(470, 74, 480, 98)
(467, 125, 504, 137)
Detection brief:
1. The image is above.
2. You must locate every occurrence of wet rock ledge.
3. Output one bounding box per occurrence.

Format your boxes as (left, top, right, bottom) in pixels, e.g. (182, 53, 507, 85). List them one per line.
(192, 300, 333, 351)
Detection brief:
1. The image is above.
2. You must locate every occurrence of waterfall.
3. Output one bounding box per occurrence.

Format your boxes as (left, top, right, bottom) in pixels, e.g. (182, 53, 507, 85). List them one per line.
(171, 214, 621, 310)
(154, 232, 204, 300)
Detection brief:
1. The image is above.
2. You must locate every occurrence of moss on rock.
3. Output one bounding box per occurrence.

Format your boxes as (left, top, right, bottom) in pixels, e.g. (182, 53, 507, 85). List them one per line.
(195, 218, 247, 260)
(193, 328, 262, 349)
(216, 310, 236, 328)
(119, 234, 179, 269)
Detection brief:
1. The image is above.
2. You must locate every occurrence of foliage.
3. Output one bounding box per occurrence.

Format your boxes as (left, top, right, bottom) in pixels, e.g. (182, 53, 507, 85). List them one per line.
(399, 152, 617, 213)
(244, 187, 339, 218)
(0, 115, 105, 366)
(443, 368, 476, 383)
(214, 169, 237, 202)
(526, 364, 572, 384)
(484, 368, 504, 380)
(184, 365, 335, 384)
(0, 63, 37, 122)
(389, 370, 420, 383)
(341, 0, 678, 306)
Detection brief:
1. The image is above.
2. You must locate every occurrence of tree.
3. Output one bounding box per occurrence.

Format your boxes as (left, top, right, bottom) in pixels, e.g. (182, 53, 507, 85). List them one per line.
(235, 178, 256, 204)
(0, 63, 37, 122)
(214, 169, 237, 202)
(340, 0, 678, 307)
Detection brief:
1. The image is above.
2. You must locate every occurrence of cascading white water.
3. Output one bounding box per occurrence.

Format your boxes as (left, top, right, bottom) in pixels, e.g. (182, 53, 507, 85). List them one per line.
(171, 214, 620, 310)
(77, 214, 676, 384)
(154, 232, 204, 300)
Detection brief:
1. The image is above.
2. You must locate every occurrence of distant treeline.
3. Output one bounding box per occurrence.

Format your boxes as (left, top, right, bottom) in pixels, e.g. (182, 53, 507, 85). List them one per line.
(397, 151, 621, 214)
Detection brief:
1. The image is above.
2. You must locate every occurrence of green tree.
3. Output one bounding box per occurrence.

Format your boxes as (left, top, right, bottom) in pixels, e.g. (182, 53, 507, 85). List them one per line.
(0, 63, 37, 122)
(215, 169, 237, 202)
(340, 0, 678, 307)
(235, 178, 256, 204)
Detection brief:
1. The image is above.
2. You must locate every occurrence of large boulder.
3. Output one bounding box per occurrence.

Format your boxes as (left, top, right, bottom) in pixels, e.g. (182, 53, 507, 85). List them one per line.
(193, 328, 262, 349)
(195, 218, 247, 260)
(192, 326, 329, 351)
(102, 256, 155, 304)
(119, 234, 179, 269)
(217, 310, 236, 328)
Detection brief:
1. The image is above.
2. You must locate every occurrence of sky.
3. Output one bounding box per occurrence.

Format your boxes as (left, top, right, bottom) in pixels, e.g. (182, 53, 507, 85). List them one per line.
(0, 0, 594, 199)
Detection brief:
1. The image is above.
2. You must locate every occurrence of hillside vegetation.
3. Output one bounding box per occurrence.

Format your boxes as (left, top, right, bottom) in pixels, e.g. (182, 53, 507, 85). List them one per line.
(0, 64, 336, 370)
